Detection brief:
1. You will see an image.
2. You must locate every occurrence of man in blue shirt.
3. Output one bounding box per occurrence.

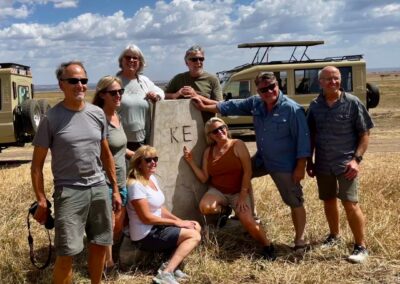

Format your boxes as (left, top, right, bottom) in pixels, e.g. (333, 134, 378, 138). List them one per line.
(192, 72, 311, 251)
(307, 66, 374, 263)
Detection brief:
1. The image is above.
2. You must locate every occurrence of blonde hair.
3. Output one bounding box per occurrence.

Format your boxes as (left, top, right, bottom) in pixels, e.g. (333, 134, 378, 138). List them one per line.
(92, 75, 122, 108)
(204, 117, 229, 145)
(127, 145, 157, 186)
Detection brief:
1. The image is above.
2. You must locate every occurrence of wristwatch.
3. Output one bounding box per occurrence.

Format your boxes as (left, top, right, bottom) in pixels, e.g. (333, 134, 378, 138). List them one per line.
(353, 155, 363, 164)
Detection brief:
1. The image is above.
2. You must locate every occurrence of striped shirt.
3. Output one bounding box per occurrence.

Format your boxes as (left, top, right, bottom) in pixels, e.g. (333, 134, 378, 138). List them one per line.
(307, 91, 374, 175)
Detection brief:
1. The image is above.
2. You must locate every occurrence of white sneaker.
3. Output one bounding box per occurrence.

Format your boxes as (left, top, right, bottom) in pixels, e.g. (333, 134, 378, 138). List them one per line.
(159, 262, 189, 281)
(348, 244, 368, 263)
(153, 270, 179, 284)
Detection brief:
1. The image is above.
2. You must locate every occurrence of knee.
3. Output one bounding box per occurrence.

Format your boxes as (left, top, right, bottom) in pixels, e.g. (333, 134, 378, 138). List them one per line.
(342, 201, 360, 213)
(189, 229, 202, 244)
(193, 221, 202, 233)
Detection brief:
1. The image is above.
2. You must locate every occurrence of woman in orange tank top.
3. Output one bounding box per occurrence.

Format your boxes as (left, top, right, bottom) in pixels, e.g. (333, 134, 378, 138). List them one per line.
(183, 117, 276, 260)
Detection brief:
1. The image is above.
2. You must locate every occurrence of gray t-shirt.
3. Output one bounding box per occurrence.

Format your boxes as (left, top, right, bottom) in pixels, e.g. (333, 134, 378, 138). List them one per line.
(107, 120, 127, 188)
(33, 102, 108, 187)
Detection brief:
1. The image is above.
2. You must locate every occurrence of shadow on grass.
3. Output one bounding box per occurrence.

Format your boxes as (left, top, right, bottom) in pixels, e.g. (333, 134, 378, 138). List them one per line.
(0, 159, 31, 168)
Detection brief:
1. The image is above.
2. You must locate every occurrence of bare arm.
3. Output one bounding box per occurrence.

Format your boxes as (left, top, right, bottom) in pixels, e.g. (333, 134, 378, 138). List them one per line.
(183, 146, 210, 183)
(344, 131, 370, 180)
(30, 146, 49, 224)
(191, 97, 220, 113)
(100, 139, 122, 211)
(233, 140, 252, 212)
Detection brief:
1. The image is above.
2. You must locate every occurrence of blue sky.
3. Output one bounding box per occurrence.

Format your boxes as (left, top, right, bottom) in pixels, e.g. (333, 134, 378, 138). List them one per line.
(0, 0, 399, 84)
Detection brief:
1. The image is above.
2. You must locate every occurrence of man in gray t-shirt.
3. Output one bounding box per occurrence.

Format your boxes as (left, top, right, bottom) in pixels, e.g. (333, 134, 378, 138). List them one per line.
(31, 61, 121, 283)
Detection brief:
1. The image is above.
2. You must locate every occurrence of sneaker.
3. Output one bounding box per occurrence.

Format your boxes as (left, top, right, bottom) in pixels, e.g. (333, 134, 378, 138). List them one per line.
(262, 244, 276, 261)
(321, 234, 341, 248)
(153, 270, 179, 284)
(159, 262, 189, 281)
(217, 206, 232, 228)
(348, 244, 368, 263)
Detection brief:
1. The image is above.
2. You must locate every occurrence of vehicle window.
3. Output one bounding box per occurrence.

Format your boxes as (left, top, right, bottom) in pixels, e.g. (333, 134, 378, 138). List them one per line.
(224, 80, 251, 100)
(18, 85, 30, 104)
(295, 67, 353, 95)
(274, 71, 287, 94)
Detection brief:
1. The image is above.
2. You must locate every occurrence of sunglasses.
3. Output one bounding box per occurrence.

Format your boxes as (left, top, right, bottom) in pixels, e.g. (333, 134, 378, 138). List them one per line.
(209, 125, 227, 135)
(188, 57, 205, 63)
(259, 83, 276, 93)
(104, 89, 125, 96)
(144, 156, 159, 163)
(61, 78, 88, 85)
(124, 55, 139, 61)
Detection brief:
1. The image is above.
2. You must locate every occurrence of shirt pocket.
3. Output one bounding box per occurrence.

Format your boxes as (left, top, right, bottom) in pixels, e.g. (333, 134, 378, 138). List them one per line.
(271, 116, 290, 138)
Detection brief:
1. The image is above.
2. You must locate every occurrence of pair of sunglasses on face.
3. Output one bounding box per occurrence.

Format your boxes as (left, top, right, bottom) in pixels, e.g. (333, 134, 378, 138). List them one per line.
(124, 55, 139, 61)
(144, 156, 159, 163)
(188, 57, 205, 63)
(61, 78, 88, 85)
(258, 83, 276, 94)
(209, 125, 227, 135)
(103, 89, 125, 97)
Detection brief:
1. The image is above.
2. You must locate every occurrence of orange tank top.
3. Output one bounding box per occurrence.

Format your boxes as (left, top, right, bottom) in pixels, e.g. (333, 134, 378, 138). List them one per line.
(207, 141, 243, 194)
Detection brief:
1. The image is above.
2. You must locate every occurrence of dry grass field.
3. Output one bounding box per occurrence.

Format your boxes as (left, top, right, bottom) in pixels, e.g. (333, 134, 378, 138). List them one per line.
(0, 73, 399, 283)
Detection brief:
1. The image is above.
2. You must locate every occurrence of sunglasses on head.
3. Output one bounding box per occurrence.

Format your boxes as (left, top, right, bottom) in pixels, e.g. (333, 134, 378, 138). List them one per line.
(188, 57, 205, 63)
(144, 156, 159, 163)
(61, 78, 88, 85)
(259, 83, 276, 93)
(104, 89, 124, 96)
(209, 125, 227, 135)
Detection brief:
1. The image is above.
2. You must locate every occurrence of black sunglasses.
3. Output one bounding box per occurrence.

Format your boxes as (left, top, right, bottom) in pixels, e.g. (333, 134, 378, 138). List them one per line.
(188, 57, 205, 62)
(104, 89, 125, 96)
(259, 83, 276, 93)
(61, 78, 88, 85)
(144, 156, 159, 163)
(124, 55, 139, 61)
(209, 125, 227, 135)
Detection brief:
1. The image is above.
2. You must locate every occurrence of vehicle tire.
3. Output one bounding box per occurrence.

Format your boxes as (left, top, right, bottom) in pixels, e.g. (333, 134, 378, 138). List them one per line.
(20, 99, 41, 135)
(366, 83, 380, 109)
(37, 99, 51, 115)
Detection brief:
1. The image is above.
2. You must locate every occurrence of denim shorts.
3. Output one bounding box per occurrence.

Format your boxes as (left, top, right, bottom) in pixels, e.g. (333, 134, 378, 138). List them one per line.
(53, 184, 113, 256)
(132, 225, 181, 252)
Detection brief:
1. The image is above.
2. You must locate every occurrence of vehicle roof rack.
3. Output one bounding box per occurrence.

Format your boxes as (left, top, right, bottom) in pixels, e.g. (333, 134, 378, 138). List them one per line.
(0, 63, 31, 70)
(238, 40, 325, 64)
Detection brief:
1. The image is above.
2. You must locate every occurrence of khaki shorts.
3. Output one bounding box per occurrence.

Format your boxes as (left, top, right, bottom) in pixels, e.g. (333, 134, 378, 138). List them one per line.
(316, 173, 359, 202)
(206, 187, 252, 213)
(53, 184, 113, 256)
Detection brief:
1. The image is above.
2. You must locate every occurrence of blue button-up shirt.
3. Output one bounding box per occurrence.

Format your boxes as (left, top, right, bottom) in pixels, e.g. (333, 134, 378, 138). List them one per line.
(218, 92, 311, 173)
(307, 91, 374, 175)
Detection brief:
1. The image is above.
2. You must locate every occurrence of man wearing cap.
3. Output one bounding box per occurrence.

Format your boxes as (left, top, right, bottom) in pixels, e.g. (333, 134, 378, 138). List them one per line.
(192, 72, 311, 252)
(164, 45, 222, 102)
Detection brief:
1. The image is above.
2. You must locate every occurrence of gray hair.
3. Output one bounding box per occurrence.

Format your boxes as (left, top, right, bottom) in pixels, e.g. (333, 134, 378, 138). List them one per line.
(184, 45, 204, 61)
(118, 44, 146, 74)
(55, 60, 87, 81)
(318, 66, 341, 80)
(254, 71, 276, 86)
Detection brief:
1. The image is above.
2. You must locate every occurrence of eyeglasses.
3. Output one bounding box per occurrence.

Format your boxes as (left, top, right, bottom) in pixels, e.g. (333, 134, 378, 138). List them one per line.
(209, 125, 227, 135)
(104, 89, 125, 96)
(188, 57, 205, 63)
(60, 78, 88, 85)
(144, 156, 159, 163)
(124, 55, 139, 61)
(258, 83, 276, 93)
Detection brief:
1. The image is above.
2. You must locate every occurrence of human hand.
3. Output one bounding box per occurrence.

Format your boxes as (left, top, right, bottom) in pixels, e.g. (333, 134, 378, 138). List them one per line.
(235, 192, 249, 213)
(146, 91, 160, 103)
(181, 86, 197, 98)
(112, 191, 122, 212)
(176, 220, 197, 229)
(33, 199, 49, 225)
(183, 146, 193, 162)
(191, 96, 205, 110)
(293, 165, 306, 183)
(344, 160, 359, 180)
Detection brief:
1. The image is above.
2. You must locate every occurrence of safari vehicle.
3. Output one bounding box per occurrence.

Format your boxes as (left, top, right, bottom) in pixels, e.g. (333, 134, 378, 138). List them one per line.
(0, 63, 50, 152)
(218, 41, 380, 130)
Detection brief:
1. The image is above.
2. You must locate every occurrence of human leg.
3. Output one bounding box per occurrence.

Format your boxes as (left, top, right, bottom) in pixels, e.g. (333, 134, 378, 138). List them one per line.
(88, 243, 107, 284)
(291, 206, 307, 246)
(199, 188, 228, 215)
(53, 256, 73, 284)
(236, 208, 271, 246)
(342, 201, 366, 246)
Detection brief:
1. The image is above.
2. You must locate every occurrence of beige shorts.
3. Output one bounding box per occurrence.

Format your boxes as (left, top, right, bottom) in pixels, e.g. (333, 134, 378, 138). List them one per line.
(206, 187, 252, 213)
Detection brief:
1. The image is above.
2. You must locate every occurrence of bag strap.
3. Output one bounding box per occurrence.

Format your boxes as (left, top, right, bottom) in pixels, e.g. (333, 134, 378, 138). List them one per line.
(27, 211, 52, 270)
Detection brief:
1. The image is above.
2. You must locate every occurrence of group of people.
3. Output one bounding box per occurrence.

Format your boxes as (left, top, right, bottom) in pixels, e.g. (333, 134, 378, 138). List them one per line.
(30, 41, 373, 284)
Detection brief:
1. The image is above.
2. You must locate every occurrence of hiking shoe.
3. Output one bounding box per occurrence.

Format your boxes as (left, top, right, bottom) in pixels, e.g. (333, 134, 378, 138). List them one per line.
(217, 206, 232, 228)
(348, 244, 368, 263)
(321, 234, 341, 248)
(159, 262, 189, 281)
(262, 244, 276, 261)
(153, 270, 179, 284)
